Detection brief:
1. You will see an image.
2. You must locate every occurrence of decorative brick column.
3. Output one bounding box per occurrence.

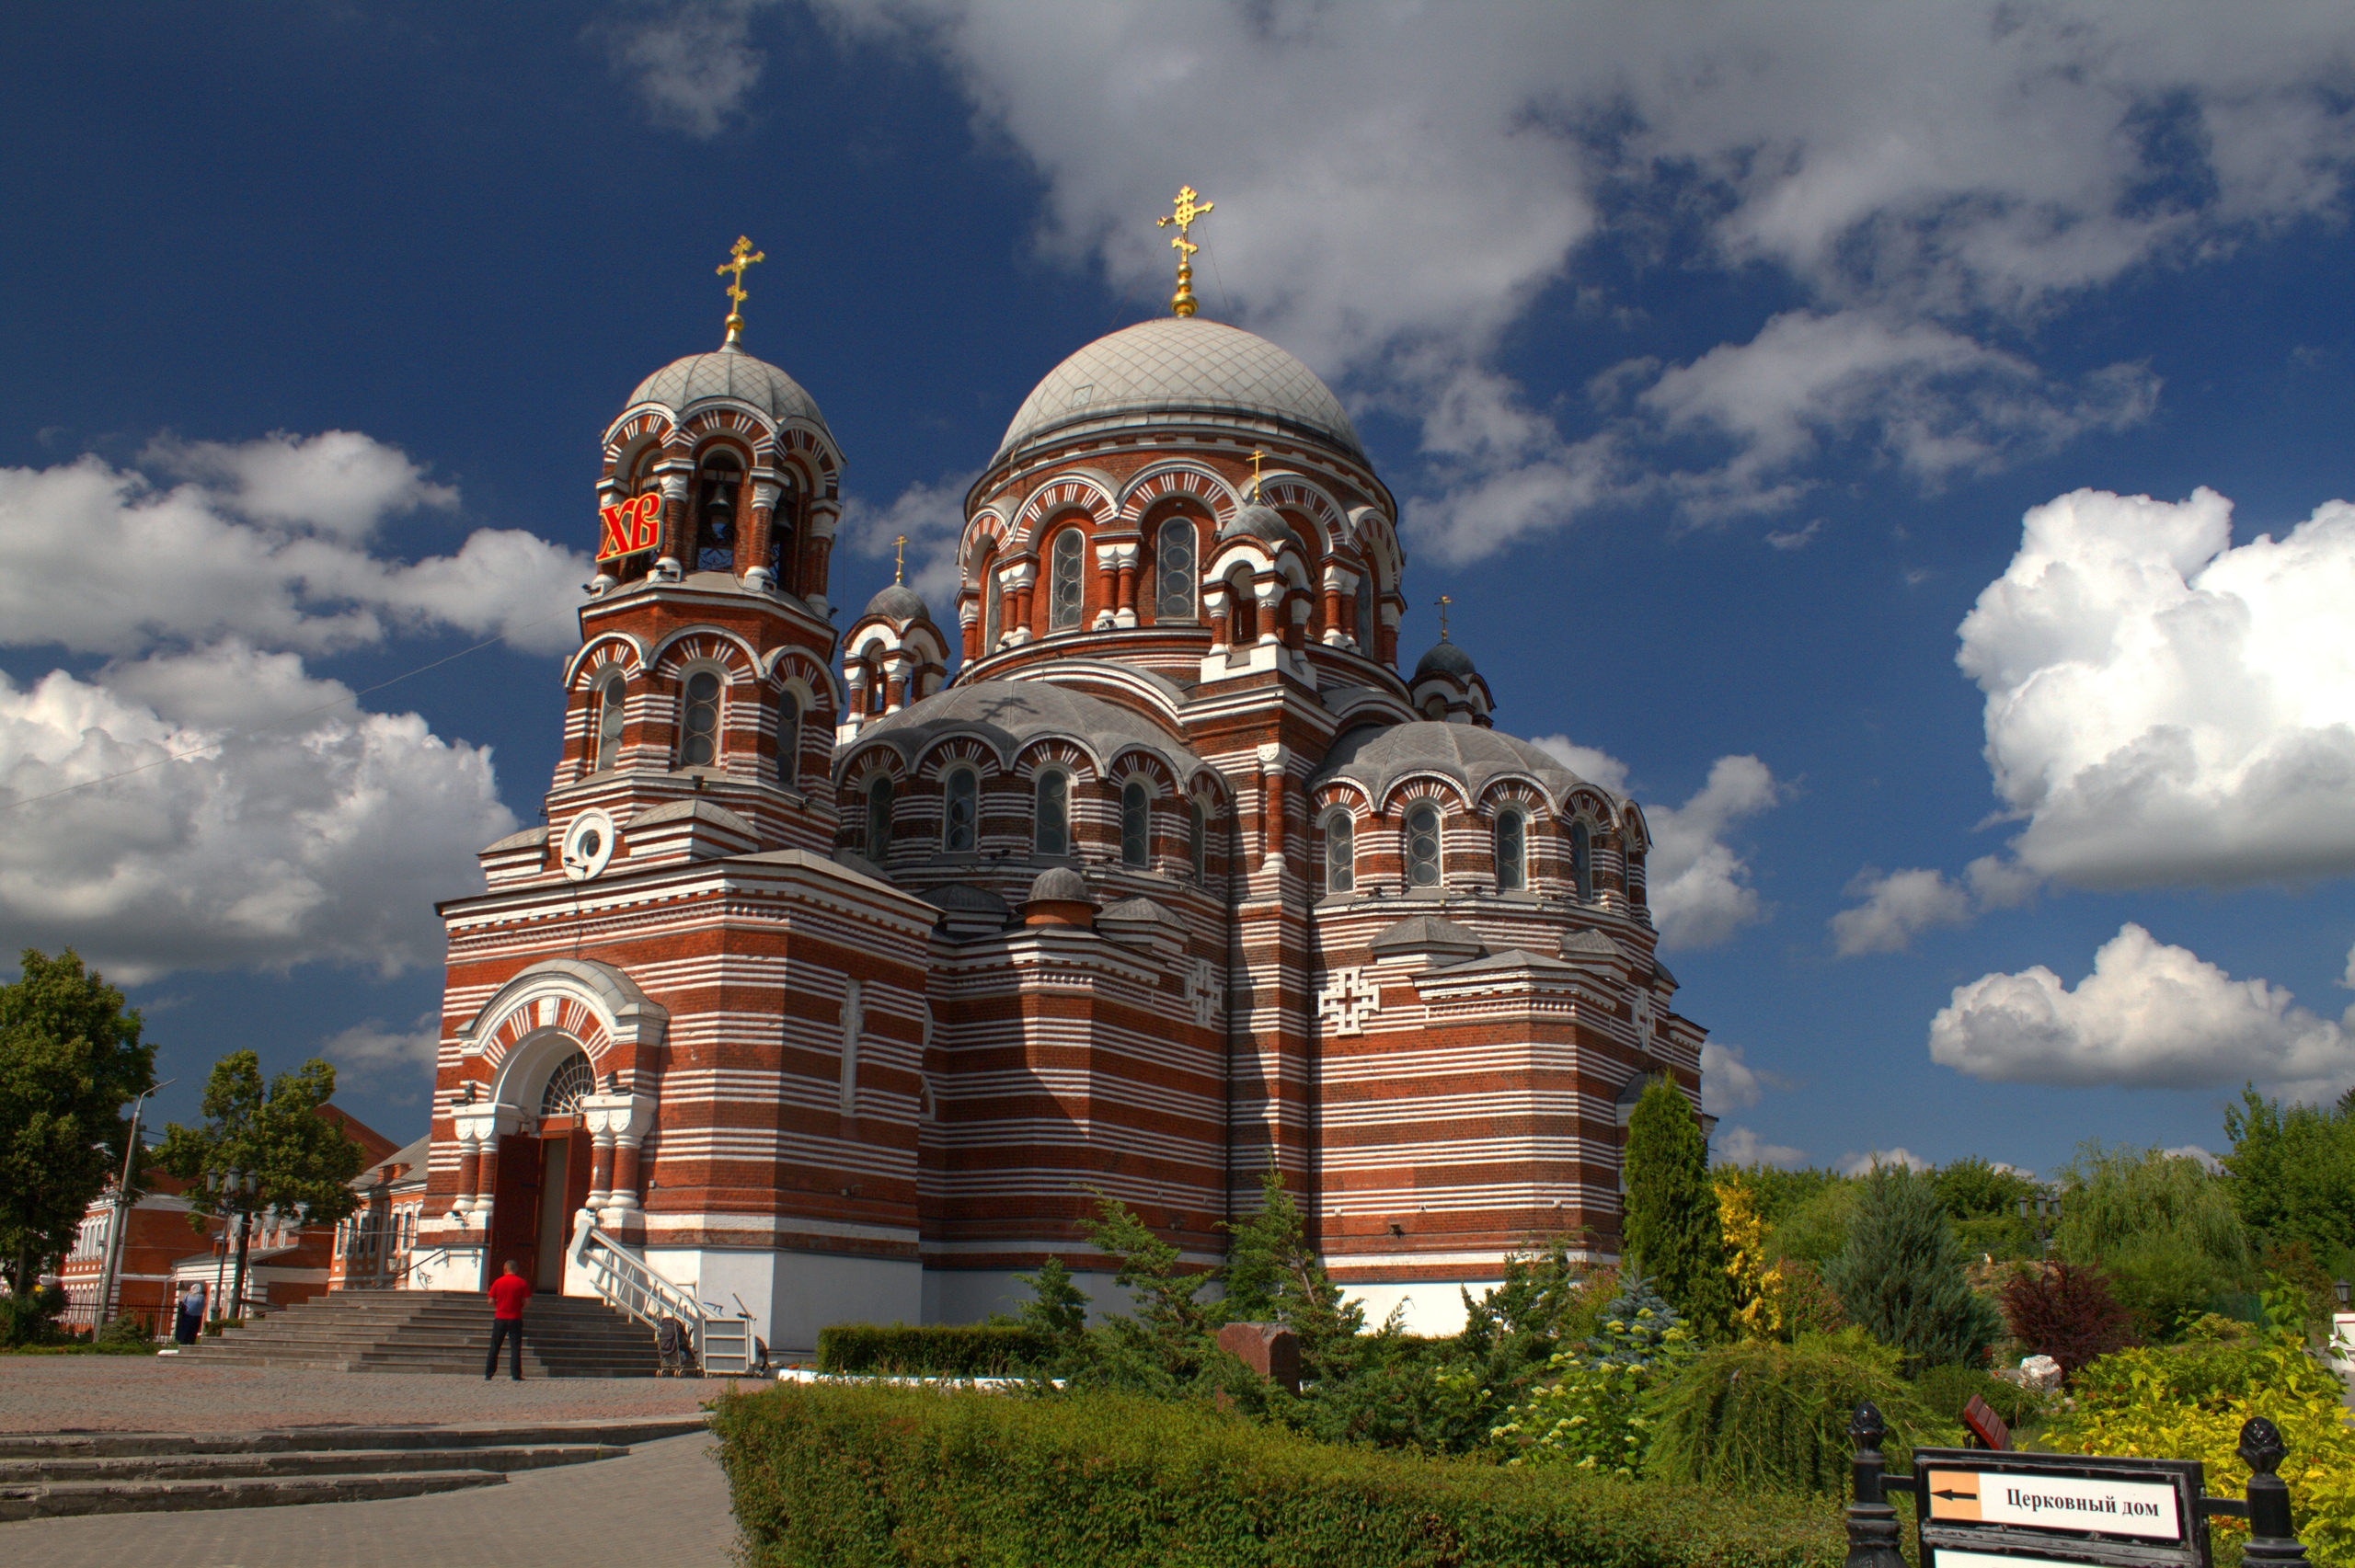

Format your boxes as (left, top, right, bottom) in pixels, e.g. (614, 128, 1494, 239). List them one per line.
(1321, 566, 1350, 646)
(1004, 561, 1038, 645)
(581, 1092, 658, 1230)
(1108, 542, 1142, 627)
(744, 478, 782, 589)
(807, 505, 840, 618)
(653, 466, 692, 581)
(1203, 580, 1232, 653)
(1257, 743, 1289, 872)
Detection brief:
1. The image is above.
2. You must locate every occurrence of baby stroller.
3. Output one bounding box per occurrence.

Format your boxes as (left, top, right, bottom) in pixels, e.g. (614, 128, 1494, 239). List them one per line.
(654, 1315, 693, 1377)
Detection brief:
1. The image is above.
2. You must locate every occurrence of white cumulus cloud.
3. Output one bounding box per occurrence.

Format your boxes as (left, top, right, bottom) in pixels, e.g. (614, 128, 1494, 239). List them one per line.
(1959, 486, 2355, 888)
(1714, 1125, 1810, 1170)
(1930, 922, 2355, 1102)
(1841, 1147, 1932, 1175)
(1701, 1040, 1795, 1117)
(320, 1015, 443, 1095)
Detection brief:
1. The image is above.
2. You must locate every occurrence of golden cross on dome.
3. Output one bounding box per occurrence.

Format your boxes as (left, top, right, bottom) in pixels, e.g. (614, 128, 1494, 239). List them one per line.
(893, 533, 908, 585)
(1156, 184, 1214, 318)
(1437, 594, 1453, 641)
(1249, 449, 1267, 502)
(717, 235, 765, 347)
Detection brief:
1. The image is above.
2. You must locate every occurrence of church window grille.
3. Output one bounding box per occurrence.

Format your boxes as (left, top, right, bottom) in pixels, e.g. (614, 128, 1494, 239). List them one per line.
(540, 1052, 595, 1117)
(1356, 574, 1375, 652)
(982, 554, 1002, 651)
(694, 453, 741, 574)
(1035, 769, 1069, 857)
(680, 671, 722, 767)
(1048, 528, 1086, 631)
(1496, 809, 1526, 892)
(1155, 518, 1196, 622)
(776, 690, 800, 785)
(1406, 804, 1442, 888)
(1324, 812, 1355, 895)
(944, 767, 978, 853)
(1189, 800, 1207, 877)
(1120, 780, 1150, 868)
(593, 672, 626, 773)
(1571, 820, 1593, 902)
(866, 775, 894, 861)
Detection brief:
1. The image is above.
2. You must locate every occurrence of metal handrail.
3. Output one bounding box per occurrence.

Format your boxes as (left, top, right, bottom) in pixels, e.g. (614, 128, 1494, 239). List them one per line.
(567, 1216, 705, 1334)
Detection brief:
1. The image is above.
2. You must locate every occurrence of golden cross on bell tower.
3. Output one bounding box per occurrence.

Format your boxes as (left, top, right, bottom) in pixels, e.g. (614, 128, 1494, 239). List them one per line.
(893, 533, 908, 585)
(1437, 594, 1453, 642)
(717, 235, 765, 348)
(1156, 184, 1214, 318)
(1249, 448, 1267, 502)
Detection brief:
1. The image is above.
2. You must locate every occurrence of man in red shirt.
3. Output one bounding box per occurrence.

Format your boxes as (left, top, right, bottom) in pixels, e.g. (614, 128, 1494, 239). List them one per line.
(485, 1259, 532, 1381)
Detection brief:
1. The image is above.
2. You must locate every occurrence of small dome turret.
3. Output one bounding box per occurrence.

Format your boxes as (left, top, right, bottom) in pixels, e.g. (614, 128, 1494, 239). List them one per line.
(1221, 503, 1292, 545)
(1415, 640, 1476, 679)
(863, 582, 932, 625)
(1028, 865, 1089, 902)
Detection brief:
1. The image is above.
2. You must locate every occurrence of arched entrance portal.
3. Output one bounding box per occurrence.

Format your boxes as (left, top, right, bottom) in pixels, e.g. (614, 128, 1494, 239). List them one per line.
(487, 1047, 597, 1290)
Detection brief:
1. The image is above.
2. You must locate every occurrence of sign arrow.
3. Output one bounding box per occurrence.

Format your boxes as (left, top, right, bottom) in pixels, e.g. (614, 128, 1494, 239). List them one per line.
(1936, 1488, 1981, 1502)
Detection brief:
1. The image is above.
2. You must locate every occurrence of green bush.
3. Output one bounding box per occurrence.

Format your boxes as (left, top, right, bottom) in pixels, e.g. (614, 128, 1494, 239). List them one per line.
(1908, 1361, 2046, 1429)
(1824, 1165, 2002, 1371)
(2105, 1235, 2230, 1342)
(813, 1322, 1051, 1377)
(712, 1380, 1845, 1568)
(1766, 1182, 1858, 1266)
(1489, 1270, 1698, 1474)
(1648, 1331, 1953, 1498)
(0, 1285, 66, 1347)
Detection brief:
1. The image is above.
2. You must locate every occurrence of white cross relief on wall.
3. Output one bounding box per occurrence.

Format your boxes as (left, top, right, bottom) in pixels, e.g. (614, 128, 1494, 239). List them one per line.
(1317, 967, 1381, 1038)
(1184, 957, 1224, 1030)
(1631, 990, 1655, 1051)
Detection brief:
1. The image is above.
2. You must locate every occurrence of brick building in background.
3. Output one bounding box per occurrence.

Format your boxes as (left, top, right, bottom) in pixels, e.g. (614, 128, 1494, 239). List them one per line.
(411, 235, 1714, 1352)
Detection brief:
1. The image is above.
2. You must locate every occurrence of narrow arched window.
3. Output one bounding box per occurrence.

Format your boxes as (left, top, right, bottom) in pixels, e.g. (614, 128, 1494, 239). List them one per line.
(695, 452, 741, 574)
(1035, 770, 1069, 857)
(1120, 780, 1150, 868)
(1049, 528, 1086, 631)
(1155, 518, 1196, 623)
(767, 475, 798, 590)
(1495, 809, 1526, 892)
(593, 671, 626, 773)
(1229, 569, 1257, 644)
(1571, 819, 1593, 902)
(866, 774, 893, 861)
(1189, 799, 1207, 878)
(1324, 813, 1355, 895)
(680, 671, 721, 767)
(1356, 574, 1375, 652)
(982, 554, 1002, 652)
(775, 690, 800, 785)
(944, 767, 978, 853)
(1406, 803, 1442, 888)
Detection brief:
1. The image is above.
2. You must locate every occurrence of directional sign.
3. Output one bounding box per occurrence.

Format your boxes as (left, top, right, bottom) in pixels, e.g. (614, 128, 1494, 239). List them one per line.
(1912, 1448, 2212, 1568)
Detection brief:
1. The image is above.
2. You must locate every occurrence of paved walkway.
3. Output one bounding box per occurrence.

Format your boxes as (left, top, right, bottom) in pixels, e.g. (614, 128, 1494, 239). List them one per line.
(0, 1356, 764, 1432)
(0, 1429, 739, 1568)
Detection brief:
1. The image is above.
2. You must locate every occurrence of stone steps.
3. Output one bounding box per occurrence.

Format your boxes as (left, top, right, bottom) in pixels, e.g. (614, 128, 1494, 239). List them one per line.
(0, 1417, 706, 1521)
(189, 1289, 661, 1378)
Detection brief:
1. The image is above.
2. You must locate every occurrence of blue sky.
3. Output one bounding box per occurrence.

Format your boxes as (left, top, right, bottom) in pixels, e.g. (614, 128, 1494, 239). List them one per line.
(6, 3, 2355, 1178)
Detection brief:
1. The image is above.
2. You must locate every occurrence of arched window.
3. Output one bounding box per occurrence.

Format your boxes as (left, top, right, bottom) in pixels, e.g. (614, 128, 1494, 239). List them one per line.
(943, 767, 978, 853)
(775, 690, 800, 785)
(1406, 803, 1442, 889)
(694, 452, 741, 574)
(1189, 799, 1207, 878)
(1423, 695, 1447, 721)
(1495, 809, 1526, 892)
(981, 552, 1002, 652)
(866, 774, 893, 861)
(1049, 528, 1086, 631)
(592, 670, 626, 773)
(1120, 779, 1150, 868)
(541, 1052, 595, 1117)
(680, 670, 722, 767)
(1228, 568, 1258, 644)
(1323, 812, 1355, 895)
(1155, 518, 1196, 623)
(1356, 573, 1375, 652)
(1571, 820, 1593, 902)
(1035, 769, 1069, 857)
(766, 475, 798, 589)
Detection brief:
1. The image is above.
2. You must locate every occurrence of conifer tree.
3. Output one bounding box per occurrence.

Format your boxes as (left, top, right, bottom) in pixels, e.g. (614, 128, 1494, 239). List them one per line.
(1622, 1077, 1732, 1340)
(1824, 1162, 2002, 1370)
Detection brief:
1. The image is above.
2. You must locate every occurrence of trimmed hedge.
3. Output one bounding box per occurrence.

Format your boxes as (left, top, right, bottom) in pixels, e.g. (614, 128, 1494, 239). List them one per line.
(812, 1322, 1052, 1377)
(712, 1381, 1846, 1568)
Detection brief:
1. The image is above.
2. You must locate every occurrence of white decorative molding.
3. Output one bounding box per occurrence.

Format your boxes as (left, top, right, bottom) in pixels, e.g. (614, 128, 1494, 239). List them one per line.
(1317, 967, 1382, 1037)
(1183, 957, 1223, 1030)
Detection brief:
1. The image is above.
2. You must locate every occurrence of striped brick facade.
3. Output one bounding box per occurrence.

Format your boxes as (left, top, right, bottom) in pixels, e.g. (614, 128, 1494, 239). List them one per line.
(415, 317, 1711, 1351)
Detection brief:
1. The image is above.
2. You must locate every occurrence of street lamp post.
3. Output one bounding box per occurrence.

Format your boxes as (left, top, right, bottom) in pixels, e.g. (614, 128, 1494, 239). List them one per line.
(92, 1079, 171, 1336)
(226, 1169, 258, 1321)
(2016, 1193, 2063, 1259)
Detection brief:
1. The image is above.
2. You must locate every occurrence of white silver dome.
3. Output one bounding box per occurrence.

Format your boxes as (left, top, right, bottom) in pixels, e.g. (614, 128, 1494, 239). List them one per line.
(626, 345, 830, 433)
(994, 317, 1363, 466)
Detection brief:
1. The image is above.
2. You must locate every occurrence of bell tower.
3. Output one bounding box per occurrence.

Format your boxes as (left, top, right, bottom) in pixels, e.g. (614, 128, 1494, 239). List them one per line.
(539, 237, 849, 869)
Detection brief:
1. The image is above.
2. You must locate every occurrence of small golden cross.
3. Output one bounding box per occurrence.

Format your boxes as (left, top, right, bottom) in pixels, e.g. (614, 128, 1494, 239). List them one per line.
(893, 533, 907, 585)
(716, 235, 765, 345)
(1156, 184, 1214, 317)
(1249, 449, 1266, 502)
(1437, 594, 1453, 641)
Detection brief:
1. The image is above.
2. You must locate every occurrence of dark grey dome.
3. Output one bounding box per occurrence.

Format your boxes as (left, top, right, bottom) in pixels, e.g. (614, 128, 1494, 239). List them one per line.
(1028, 866, 1089, 903)
(1414, 640, 1476, 679)
(626, 345, 829, 433)
(1315, 722, 1623, 812)
(1220, 503, 1293, 545)
(863, 583, 931, 624)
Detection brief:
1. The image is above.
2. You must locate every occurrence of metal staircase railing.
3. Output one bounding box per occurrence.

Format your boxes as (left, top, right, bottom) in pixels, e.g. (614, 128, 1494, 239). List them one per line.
(568, 1217, 759, 1376)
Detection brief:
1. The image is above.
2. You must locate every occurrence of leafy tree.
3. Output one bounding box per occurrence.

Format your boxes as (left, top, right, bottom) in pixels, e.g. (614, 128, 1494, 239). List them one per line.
(1933, 1155, 2038, 1219)
(1824, 1162, 2002, 1370)
(1717, 1163, 1844, 1229)
(1764, 1177, 1860, 1266)
(1623, 1077, 1731, 1338)
(2057, 1141, 2248, 1276)
(0, 949, 155, 1293)
(2222, 1087, 2355, 1261)
(1010, 1254, 1089, 1346)
(157, 1053, 366, 1231)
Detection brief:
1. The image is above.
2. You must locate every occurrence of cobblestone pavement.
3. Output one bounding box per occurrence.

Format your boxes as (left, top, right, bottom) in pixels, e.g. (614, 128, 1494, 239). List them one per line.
(0, 1357, 765, 1432)
(0, 1430, 740, 1568)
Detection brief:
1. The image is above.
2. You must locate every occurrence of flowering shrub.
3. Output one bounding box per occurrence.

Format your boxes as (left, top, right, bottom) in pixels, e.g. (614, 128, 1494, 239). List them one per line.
(1490, 1274, 1697, 1474)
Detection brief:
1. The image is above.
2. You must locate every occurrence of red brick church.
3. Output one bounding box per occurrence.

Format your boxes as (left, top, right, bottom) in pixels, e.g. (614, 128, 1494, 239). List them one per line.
(412, 216, 1710, 1351)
